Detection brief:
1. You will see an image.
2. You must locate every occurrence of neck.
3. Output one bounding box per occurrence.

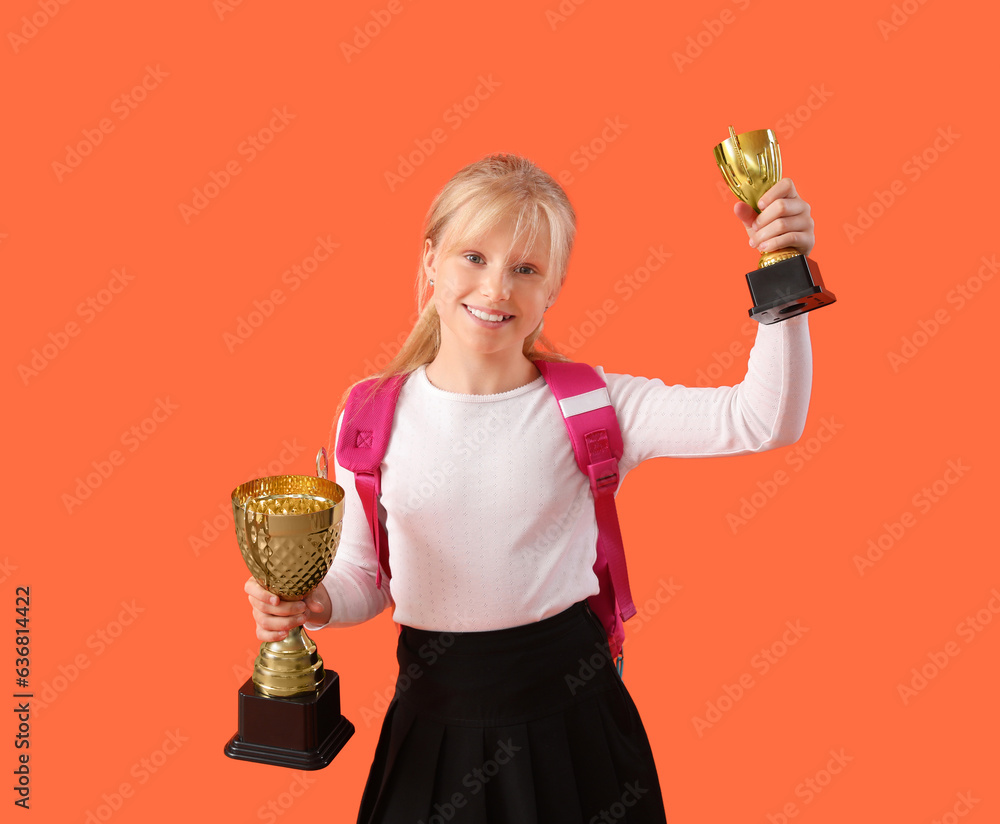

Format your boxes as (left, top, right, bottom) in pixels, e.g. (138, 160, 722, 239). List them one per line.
(425, 344, 540, 395)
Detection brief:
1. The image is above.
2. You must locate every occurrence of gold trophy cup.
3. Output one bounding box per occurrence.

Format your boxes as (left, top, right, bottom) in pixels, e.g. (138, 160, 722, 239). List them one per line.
(714, 126, 836, 323)
(224, 449, 354, 769)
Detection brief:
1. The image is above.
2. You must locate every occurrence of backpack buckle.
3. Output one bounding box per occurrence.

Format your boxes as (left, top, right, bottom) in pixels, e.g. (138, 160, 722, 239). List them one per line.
(587, 458, 619, 495)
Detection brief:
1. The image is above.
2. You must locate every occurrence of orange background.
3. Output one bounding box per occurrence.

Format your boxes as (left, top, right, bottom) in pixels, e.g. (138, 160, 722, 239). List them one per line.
(5, 0, 997, 821)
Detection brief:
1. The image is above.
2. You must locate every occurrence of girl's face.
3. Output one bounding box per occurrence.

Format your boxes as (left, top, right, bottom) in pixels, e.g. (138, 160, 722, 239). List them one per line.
(423, 217, 559, 362)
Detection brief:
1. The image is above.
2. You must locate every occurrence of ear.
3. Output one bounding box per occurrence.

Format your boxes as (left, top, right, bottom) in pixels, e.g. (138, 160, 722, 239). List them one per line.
(545, 277, 562, 309)
(422, 238, 437, 278)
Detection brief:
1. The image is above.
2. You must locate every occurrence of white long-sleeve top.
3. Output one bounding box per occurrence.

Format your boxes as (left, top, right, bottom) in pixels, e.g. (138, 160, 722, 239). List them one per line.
(307, 313, 811, 633)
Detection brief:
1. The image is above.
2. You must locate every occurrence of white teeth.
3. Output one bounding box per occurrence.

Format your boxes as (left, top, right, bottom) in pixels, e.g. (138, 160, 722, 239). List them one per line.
(467, 306, 510, 322)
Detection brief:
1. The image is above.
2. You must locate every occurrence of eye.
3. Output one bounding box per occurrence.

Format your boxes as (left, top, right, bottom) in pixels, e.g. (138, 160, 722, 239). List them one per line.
(514, 265, 537, 275)
(464, 253, 484, 264)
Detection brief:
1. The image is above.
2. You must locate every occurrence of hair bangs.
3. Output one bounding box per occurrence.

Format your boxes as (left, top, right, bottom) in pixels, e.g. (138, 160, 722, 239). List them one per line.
(440, 191, 554, 279)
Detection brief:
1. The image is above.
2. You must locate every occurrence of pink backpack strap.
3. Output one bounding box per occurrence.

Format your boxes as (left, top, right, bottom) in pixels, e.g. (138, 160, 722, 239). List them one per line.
(535, 360, 636, 663)
(335, 374, 408, 588)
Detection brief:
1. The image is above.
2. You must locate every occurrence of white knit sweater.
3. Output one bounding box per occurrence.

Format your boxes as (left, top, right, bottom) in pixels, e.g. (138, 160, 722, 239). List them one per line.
(307, 313, 811, 633)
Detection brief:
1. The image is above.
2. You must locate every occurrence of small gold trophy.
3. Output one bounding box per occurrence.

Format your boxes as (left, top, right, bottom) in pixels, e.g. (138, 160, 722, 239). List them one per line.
(224, 448, 354, 769)
(714, 126, 836, 323)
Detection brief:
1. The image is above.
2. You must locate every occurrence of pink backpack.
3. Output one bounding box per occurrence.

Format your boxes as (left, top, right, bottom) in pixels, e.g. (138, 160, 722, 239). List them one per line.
(335, 361, 637, 668)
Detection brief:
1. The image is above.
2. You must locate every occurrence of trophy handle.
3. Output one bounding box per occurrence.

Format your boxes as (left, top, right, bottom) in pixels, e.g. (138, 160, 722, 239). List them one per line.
(316, 447, 329, 479)
(729, 125, 753, 185)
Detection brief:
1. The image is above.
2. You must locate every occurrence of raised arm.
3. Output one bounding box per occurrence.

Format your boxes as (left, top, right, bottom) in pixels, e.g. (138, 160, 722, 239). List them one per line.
(603, 312, 811, 472)
(605, 177, 817, 473)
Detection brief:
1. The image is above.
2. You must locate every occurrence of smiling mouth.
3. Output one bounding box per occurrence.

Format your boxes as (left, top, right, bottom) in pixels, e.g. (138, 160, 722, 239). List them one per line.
(465, 305, 513, 322)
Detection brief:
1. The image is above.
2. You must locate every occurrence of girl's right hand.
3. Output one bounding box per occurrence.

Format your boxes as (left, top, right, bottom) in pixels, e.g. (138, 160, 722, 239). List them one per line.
(244, 576, 332, 641)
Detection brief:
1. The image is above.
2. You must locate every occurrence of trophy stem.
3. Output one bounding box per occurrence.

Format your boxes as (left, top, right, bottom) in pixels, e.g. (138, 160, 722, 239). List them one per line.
(253, 627, 325, 697)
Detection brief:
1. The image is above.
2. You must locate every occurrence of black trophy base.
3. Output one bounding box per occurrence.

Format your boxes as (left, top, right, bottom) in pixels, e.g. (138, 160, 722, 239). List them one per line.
(224, 671, 355, 770)
(746, 255, 836, 324)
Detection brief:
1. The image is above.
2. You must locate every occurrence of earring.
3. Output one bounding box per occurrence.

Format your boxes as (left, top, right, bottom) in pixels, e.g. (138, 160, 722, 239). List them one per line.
(429, 279, 435, 286)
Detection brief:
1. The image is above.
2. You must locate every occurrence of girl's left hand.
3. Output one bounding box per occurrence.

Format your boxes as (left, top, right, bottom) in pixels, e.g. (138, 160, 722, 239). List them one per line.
(733, 177, 815, 258)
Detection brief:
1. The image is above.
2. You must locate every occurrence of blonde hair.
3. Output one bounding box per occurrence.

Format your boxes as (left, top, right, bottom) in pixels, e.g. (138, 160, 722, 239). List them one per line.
(333, 152, 577, 429)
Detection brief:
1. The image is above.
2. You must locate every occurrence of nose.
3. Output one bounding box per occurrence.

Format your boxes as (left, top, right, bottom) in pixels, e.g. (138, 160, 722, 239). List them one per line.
(480, 264, 511, 302)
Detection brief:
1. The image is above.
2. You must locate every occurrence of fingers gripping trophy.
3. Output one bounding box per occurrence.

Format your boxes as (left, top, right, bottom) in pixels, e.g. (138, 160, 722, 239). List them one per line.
(714, 125, 836, 323)
(224, 448, 354, 770)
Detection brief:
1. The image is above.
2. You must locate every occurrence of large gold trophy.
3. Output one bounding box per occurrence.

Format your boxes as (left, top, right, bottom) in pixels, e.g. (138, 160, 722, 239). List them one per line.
(224, 448, 354, 769)
(714, 126, 836, 323)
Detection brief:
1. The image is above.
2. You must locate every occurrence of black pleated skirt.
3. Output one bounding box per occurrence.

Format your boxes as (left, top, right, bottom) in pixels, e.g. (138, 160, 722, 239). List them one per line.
(356, 601, 667, 823)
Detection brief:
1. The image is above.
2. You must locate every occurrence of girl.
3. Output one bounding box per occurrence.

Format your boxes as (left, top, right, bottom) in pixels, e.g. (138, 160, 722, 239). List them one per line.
(245, 153, 815, 822)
